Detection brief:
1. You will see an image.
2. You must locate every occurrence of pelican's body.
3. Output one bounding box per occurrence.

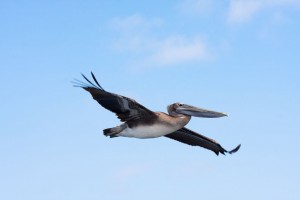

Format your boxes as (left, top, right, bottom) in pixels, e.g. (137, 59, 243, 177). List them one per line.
(115, 112, 191, 138)
(74, 72, 241, 155)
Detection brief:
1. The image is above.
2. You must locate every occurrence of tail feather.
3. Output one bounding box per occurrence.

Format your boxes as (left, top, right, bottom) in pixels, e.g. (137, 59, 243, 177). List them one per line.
(103, 124, 126, 138)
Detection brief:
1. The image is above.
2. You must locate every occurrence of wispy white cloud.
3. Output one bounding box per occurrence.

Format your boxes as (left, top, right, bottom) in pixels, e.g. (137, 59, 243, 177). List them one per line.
(150, 36, 209, 66)
(228, 1, 262, 24)
(228, 0, 300, 24)
(109, 14, 162, 52)
(109, 14, 211, 68)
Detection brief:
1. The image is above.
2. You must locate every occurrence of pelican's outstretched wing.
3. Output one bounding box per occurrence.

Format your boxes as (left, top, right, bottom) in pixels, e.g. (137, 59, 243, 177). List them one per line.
(165, 127, 241, 155)
(73, 72, 157, 124)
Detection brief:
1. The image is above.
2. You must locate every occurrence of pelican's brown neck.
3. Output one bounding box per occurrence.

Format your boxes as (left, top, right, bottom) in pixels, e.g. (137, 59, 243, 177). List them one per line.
(168, 114, 191, 128)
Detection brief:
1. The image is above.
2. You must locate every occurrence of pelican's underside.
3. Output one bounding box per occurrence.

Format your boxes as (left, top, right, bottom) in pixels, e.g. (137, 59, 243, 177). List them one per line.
(105, 123, 182, 138)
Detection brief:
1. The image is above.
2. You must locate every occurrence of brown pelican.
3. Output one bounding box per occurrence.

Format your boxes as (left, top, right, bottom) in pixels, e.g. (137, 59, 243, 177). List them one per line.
(73, 72, 241, 155)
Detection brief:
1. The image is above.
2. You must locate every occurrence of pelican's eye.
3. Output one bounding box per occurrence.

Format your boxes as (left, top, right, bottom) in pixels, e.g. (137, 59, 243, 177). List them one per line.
(179, 103, 183, 107)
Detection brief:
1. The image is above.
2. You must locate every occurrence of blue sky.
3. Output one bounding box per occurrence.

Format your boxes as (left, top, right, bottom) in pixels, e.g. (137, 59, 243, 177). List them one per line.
(1, 0, 300, 199)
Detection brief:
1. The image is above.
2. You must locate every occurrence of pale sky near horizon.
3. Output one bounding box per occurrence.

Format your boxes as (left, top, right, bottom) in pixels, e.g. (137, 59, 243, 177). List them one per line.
(1, 1, 300, 200)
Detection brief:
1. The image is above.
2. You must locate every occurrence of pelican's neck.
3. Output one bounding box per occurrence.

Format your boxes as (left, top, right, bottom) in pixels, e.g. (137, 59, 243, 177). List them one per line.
(171, 114, 191, 127)
(155, 112, 191, 130)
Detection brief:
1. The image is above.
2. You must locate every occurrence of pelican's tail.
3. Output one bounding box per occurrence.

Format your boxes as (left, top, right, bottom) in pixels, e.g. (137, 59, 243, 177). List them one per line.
(103, 124, 126, 138)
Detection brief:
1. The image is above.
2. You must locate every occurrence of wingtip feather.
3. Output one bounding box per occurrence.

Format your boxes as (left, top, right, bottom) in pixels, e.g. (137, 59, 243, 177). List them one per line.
(79, 72, 103, 89)
(91, 71, 104, 90)
(228, 144, 241, 154)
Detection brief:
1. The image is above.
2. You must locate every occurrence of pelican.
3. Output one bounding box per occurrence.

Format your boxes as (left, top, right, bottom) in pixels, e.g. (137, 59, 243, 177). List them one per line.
(73, 72, 241, 155)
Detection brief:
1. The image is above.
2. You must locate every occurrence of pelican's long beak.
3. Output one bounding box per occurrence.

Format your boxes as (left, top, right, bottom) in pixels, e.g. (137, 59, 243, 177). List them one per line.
(176, 104, 227, 118)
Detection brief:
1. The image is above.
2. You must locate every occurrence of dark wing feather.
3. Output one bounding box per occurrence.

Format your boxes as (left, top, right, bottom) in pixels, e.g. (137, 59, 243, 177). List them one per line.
(165, 127, 241, 155)
(73, 72, 156, 123)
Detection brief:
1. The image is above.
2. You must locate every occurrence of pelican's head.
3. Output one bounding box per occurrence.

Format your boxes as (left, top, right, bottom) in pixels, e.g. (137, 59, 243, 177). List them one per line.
(167, 102, 227, 118)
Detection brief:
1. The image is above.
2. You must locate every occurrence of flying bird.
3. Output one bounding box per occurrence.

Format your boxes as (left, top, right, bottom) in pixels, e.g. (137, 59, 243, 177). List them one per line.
(73, 72, 241, 155)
